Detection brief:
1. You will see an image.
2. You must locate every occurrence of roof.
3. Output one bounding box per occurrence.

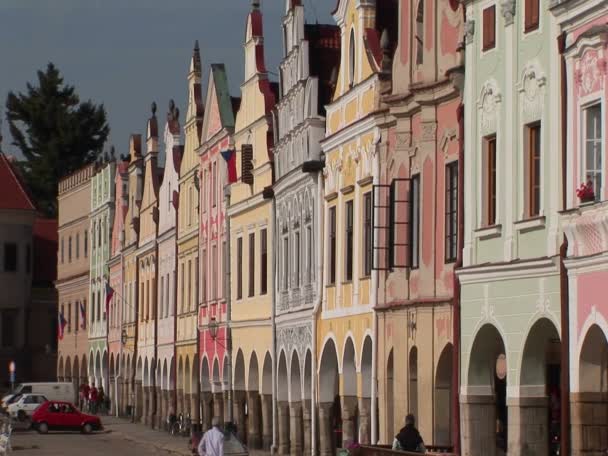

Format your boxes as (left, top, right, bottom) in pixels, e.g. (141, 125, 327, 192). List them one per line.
(210, 64, 236, 130)
(0, 153, 36, 211)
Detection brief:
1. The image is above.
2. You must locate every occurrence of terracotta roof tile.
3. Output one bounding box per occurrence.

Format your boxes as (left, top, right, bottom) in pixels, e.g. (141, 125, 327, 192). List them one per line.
(0, 153, 36, 211)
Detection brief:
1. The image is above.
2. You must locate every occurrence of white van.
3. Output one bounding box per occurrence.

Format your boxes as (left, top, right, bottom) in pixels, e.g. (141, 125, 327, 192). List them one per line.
(1, 383, 75, 408)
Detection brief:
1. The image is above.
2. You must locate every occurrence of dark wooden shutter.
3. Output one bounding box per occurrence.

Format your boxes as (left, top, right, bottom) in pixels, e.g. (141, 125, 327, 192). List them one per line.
(483, 6, 496, 51)
(241, 144, 254, 185)
(525, 0, 539, 32)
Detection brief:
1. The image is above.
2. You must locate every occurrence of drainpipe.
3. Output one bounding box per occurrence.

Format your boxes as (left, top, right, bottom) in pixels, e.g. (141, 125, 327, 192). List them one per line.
(270, 191, 277, 454)
(558, 31, 570, 456)
(370, 133, 381, 445)
(452, 102, 464, 455)
(173, 191, 179, 417)
(311, 166, 325, 456)
(153, 215, 159, 425)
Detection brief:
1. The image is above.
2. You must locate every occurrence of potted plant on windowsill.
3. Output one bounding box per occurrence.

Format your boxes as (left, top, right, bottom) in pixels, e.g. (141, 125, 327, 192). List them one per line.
(576, 180, 596, 204)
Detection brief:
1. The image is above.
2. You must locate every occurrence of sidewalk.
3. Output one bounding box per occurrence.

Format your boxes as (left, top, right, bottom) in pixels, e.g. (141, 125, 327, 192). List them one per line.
(103, 415, 192, 455)
(102, 415, 271, 456)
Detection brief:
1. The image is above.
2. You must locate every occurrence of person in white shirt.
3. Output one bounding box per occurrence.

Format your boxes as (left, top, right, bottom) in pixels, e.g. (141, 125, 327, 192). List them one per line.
(198, 416, 224, 456)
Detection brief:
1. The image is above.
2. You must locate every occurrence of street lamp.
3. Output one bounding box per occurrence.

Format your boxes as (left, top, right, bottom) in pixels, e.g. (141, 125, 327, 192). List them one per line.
(208, 317, 219, 341)
(121, 329, 128, 346)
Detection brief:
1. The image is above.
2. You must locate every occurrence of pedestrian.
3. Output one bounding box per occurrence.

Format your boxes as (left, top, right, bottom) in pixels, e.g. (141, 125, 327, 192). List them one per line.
(89, 384, 98, 414)
(198, 416, 224, 456)
(97, 386, 105, 414)
(393, 414, 426, 453)
(79, 383, 89, 411)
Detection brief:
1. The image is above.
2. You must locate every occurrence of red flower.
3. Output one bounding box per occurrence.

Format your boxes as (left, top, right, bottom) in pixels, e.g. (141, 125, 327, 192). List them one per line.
(576, 181, 595, 200)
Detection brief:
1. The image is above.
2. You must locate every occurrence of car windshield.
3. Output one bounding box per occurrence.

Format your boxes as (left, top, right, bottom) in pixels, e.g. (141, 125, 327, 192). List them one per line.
(11, 395, 22, 403)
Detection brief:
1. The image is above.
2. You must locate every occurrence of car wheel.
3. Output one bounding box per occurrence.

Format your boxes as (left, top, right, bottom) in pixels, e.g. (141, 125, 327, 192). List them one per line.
(37, 422, 48, 434)
(17, 410, 26, 422)
(82, 423, 93, 434)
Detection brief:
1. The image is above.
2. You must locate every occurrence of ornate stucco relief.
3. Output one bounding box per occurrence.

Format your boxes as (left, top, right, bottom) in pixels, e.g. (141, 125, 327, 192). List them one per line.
(500, 0, 516, 26)
(518, 62, 547, 123)
(478, 80, 502, 137)
(464, 19, 475, 45)
(277, 325, 312, 372)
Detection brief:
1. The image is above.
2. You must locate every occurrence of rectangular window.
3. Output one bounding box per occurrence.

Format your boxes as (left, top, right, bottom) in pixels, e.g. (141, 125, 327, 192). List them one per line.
(363, 192, 372, 276)
(306, 226, 312, 284)
(4, 243, 17, 272)
(67, 303, 72, 333)
(180, 263, 185, 313)
(410, 175, 421, 268)
(524, 0, 540, 33)
(61, 238, 65, 264)
(485, 136, 497, 225)
(445, 163, 459, 262)
(345, 200, 354, 281)
(212, 245, 217, 300)
(329, 207, 336, 285)
(68, 236, 72, 262)
(260, 230, 268, 295)
(75, 301, 80, 332)
(84, 231, 88, 258)
(585, 105, 602, 201)
(222, 241, 227, 298)
(295, 231, 300, 288)
(2, 311, 16, 348)
(160, 277, 164, 320)
(249, 233, 255, 297)
(188, 260, 192, 311)
(212, 162, 217, 207)
(237, 238, 243, 300)
(482, 5, 496, 51)
(283, 237, 289, 291)
(202, 249, 207, 303)
(241, 144, 254, 185)
(526, 123, 541, 216)
(76, 233, 80, 259)
(195, 256, 199, 308)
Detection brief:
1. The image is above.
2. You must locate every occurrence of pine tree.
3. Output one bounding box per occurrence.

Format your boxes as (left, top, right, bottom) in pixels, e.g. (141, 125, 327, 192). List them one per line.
(6, 62, 109, 216)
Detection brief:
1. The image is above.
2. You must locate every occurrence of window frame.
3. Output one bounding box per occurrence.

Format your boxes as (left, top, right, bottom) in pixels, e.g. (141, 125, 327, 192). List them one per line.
(445, 162, 458, 263)
(260, 229, 268, 295)
(484, 135, 498, 226)
(482, 5, 496, 52)
(409, 175, 421, 269)
(363, 192, 372, 277)
(583, 103, 603, 202)
(4, 243, 17, 273)
(525, 122, 542, 217)
(345, 200, 354, 282)
(248, 233, 255, 298)
(524, 0, 540, 33)
(328, 206, 337, 285)
(236, 237, 243, 300)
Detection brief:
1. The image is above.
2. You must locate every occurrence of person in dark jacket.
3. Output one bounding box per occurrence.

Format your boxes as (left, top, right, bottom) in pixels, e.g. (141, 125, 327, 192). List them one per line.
(393, 414, 426, 453)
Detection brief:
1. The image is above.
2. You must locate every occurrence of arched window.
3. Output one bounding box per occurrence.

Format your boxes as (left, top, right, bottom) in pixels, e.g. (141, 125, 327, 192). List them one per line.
(349, 28, 355, 87)
(409, 346, 418, 418)
(416, 0, 424, 65)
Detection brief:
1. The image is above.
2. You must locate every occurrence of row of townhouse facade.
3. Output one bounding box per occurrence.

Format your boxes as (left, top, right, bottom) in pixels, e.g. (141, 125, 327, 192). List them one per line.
(55, 0, 608, 455)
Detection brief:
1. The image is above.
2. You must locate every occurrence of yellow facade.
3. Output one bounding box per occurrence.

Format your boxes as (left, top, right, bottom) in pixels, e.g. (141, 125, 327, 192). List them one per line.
(316, 0, 385, 450)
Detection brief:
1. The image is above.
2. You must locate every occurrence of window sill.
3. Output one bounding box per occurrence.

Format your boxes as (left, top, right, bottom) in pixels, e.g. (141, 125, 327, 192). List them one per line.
(474, 224, 502, 240)
(341, 280, 353, 285)
(325, 283, 336, 288)
(514, 216, 545, 233)
(359, 275, 371, 280)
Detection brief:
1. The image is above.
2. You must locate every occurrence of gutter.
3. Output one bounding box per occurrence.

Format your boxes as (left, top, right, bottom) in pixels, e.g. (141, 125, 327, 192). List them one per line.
(225, 185, 234, 425)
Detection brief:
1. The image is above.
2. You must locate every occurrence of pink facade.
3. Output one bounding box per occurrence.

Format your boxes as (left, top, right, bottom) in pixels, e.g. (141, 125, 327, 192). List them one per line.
(197, 64, 237, 409)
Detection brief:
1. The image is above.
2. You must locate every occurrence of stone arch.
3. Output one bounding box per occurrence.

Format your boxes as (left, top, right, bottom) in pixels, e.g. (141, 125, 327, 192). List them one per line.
(465, 323, 507, 455)
(212, 358, 221, 391)
(66, 356, 73, 382)
(434, 343, 453, 446)
(88, 352, 95, 382)
(342, 337, 357, 397)
(184, 356, 191, 395)
(81, 354, 88, 381)
(201, 357, 211, 392)
(409, 346, 418, 419)
(303, 350, 312, 401)
(177, 356, 184, 392)
(58, 357, 64, 381)
(162, 359, 169, 391)
(95, 350, 102, 386)
(278, 350, 289, 402)
(143, 358, 150, 388)
(262, 352, 273, 395)
(319, 338, 340, 403)
(102, 350, 109, 387)
(248, 352, 259, 392)
(360, 336, 372, 398)
(73, 356, 80, 386)
(191, 354, 199, 396)
(386, 349, 394, 442)
(520, 318, 561, 393)
(110, 353, 115, 381)
(318, 338, 341, 453)
(579, 324, 608, 393)
(234, 350, 246, 391)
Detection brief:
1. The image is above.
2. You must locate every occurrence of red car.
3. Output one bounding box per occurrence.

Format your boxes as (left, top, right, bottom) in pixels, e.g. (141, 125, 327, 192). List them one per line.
(31, 401, 102, 434)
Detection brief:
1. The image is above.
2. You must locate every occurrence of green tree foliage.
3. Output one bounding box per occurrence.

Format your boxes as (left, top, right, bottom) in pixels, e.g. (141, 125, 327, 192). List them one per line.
(6, 63, 109, 216)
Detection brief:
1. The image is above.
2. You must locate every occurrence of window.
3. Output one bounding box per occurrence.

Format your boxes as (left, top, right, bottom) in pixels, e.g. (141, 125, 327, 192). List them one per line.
(76, 233, 80, 259)
(295, 231, 300, 288)
(237, 238, 243, 300)
(345, 200, 354, 281)
(415, 0, 424, 65)
(97, 223, 101, 248)
(180, 263, 185, 313)
(68, 236, 72, 262)
(329, 207, 336, 285)
(4, 243, 17, 272)
(306, 226, 312, 284)
(364, 192, 372, 276)
(61, 238, 65, 264)
(260, 230, 268, 295)
(410, 175, 421, 268)
(445, 163, 459, 262)
(2, 311, 16, 347)
(485, 136, 497, 225)
(212, 162, 217, 208)
(98, 291, 102, 321)
(585, 105, 602, 201)
(241, 145, 254, 185)
(188, 260, 192, 311)
(211, 246, 217, 300)
(482, 5, 496, 51)
(195, 256, 199, 308)
(524, 0, 539, 33)
(526, 124, 541, 216)
(349, 29, 355, 87)
(282, 237, 289, 291)
(84, 231, 88, 258)
(67, 302, 72, 333)
(249, 233, 255, 297)
(75, 301, 79, 332)
(26, 244, 31, 274)
(202, 249, 207, 303)
(91, 293, 96, 324)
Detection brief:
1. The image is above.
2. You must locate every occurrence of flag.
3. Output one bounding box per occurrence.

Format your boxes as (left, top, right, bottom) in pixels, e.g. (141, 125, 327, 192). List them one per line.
(79, 301, 86, 329)
(58, 312, 67, 340)
(105, 282, 115, 316)
(221, 149, 237, 184)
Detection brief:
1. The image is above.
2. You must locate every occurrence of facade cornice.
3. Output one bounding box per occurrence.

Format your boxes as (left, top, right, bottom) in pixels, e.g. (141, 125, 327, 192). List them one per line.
(457, 256, 560, 284)
(321, 111, 384, 152)
(229, 317, 272, 329)
(55, 272, 90, 289)
(227, 192, 267, 218)
(564, 251, 608, 272)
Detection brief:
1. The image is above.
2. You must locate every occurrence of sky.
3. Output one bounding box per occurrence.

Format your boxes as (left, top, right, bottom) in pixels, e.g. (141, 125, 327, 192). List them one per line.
(0, 0, 334, 159)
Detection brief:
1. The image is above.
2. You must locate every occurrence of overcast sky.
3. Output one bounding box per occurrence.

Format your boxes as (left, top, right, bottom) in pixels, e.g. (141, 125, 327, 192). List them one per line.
(0, 0, 333, 159)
